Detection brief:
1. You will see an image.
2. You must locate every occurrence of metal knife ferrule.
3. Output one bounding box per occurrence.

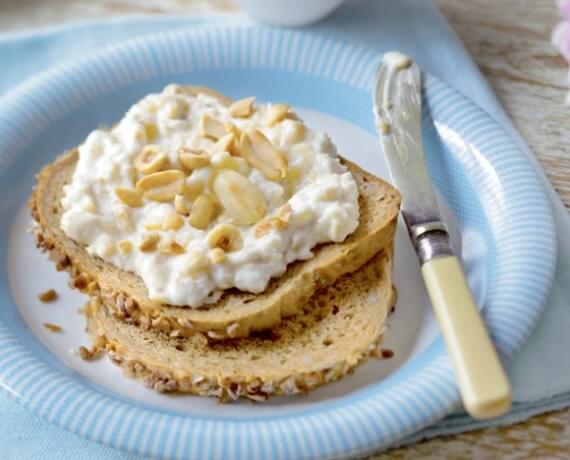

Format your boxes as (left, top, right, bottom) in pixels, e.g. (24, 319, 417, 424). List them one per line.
(414, 228, 454, 265)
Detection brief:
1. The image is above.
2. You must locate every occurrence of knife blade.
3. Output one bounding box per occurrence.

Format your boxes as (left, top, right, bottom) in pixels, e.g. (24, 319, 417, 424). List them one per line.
(373, 52, 511, 420)
(373, 52, 441, 231)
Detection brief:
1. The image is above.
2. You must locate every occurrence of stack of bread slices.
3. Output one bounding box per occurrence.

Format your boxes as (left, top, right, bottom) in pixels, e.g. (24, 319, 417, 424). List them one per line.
(30, 87, 401, 402)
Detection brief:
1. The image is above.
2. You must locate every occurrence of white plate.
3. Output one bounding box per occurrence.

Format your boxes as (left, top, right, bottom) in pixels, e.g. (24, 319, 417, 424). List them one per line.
(7, 107, 460, 416)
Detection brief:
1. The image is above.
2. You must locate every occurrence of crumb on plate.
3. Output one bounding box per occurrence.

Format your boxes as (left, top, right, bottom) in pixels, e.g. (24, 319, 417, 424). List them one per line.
(43, 322, 63, 333)
(381, 349, 394, 359)
(78, 345, 102, 361)
(38, 289, 58, 303)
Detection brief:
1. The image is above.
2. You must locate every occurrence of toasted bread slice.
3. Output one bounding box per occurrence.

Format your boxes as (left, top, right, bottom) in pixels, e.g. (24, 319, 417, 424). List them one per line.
(31, 86, 400, 339)
(85, 250, 394, 401)
(32, 151, 399, 338)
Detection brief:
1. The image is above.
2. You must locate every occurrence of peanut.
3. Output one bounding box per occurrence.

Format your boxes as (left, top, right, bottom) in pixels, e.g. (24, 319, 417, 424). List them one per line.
(163, 212, 184, 230)
(144, 122, 158, 141)
(225, 122, 241, 142)
(174, 194, 191, 215)
(184, 250, 210, 277)
(228, 97, 255, 118)
(136, 170, 185, 202)
(158, 238, 185, 255)
(114, 187, 143, 207)
(254, 217, 288, 238)
(135, 145, 168, 174)
(178, 147, 210, 170)
(199, 115, 226, 140)
(208, 248, 226, 264)
(207, 223, 243, 252)
(189, 194, 215, 229)
(166, 99, 189, 119)
(213, 170, 267, 225)
(118, 240, 133, 255)
(240, 129, 287, 181)
(139, 233, 160, 252)
(264, 104, 290, 126)
(211, 133, 236, 155)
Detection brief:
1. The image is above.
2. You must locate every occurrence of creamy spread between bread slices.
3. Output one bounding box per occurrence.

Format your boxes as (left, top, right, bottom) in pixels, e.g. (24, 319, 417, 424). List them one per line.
(60, 85, 359, 308)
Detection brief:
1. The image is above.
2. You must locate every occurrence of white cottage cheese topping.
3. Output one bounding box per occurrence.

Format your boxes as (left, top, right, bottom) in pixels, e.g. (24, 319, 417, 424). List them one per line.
(60, 85, 359, 307)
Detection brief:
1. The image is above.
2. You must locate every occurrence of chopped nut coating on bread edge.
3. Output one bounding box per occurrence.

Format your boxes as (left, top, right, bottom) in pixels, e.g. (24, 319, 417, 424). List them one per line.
(84, 250, 395, 401)
(29, 85, 400, 340)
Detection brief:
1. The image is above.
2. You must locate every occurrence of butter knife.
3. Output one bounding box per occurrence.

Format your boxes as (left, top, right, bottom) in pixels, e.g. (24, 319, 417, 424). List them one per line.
(373, 52, 511, 419)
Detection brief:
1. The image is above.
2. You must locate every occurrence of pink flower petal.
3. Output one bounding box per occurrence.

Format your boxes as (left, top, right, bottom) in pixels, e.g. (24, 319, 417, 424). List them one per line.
(552, 21, 570, 61)
(556, 0, 570, 19)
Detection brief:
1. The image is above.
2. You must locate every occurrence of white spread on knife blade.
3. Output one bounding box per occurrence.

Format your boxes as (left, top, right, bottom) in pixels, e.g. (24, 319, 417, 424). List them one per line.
(383, 51, 412, 71)
(374, 51, 414, 135)
(60, 85, 359, 307)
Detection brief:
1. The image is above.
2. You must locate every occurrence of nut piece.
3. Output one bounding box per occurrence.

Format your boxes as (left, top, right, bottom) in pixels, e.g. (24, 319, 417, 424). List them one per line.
(210, 151, 239, 171)
(118, 240, 133, 254)
(254, 217, 288, 238)
(115, 187, 143, 207)
(116, 208, 134, 232)
(178, 147, 210, 170)
(147, 101, 159, 113)
(213, 170, 267, 225)
(144, 220, 162, 231)
(78, 345, 102, 361)
(199, 115, 226, 140)
(44, 322, 63, 333)
(189, 194, 215, 230)
(208, 248, 226, 264)
(212, 133, 236, 155)
(158, 238, 185, 255)
(163, 212, 184, 230)
(264, 104, 290, 126)
(136, 170, 185, 202)
(283, 166, 302, 185)
(283, 121, 306, 145)
(144, 122, 158, 141)
(207, 224, 243, 252)
(183, 178, 206, 201)
(232, 157, 251, 176)
(38, 289, 57, 303)
(174, 194, 191, 215)
(240, 129, 288, 181)
(278, 203, 293, 223)
(166, 99, 189, 119)
(228, 97, 255, 118)
(135, 145, 168, 174)
(184, 250, 210, 277)
(139, 233, 161, 252)
(225, 122, 241, 141)
(283, 166, 303, 198)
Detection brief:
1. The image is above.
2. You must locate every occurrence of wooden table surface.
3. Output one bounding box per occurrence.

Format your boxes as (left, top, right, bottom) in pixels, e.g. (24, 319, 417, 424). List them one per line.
(1, 0, 569, 458)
